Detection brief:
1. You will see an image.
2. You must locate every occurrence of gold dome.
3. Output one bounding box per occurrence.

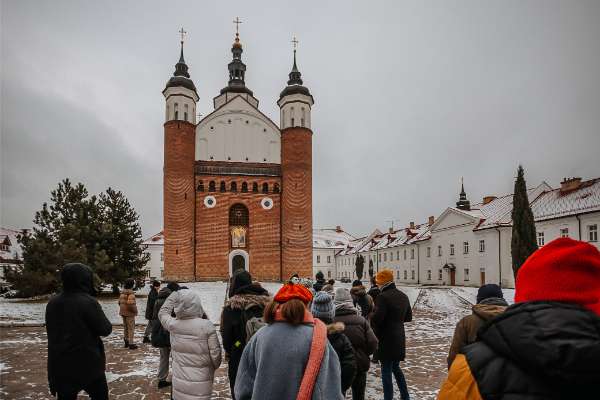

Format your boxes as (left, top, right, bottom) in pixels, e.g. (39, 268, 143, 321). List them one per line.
(232, 33, 242, 48)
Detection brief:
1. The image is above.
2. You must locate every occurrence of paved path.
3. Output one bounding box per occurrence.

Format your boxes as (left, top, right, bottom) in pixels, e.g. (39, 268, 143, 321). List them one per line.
(0, 288, 471, 399)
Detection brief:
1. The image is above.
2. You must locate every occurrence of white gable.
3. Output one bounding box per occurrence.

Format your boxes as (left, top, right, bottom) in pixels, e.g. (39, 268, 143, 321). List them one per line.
(430, 208, 480, 232)
(196, 95, 281, 163)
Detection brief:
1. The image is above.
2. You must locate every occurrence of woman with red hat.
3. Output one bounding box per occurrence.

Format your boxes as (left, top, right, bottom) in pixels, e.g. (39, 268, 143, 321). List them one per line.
(234, 283, 344, 400)
(438, 238, 600, 399)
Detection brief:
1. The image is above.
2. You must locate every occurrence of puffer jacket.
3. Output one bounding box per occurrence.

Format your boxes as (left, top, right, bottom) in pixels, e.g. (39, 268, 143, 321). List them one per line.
(327, 322, 357, 393)
(350, 285, 374, 318)
(438, 301, 600, 400)
(118, 289, 137, 317)
(159, 289, 222, 400)
(447, 297, 507, 368)
(334, 303, 378, 372)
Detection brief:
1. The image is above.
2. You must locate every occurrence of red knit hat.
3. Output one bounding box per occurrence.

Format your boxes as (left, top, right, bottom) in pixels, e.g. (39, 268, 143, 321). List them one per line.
(515, 237, 600, 316)
(274, 283, 313, 304)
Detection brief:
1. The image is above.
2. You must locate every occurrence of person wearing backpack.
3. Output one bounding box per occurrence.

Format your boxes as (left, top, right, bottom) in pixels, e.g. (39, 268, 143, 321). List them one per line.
(151, 281, 180, 389)
(220, 270, 270, 399)
(234, 283, 344, 400)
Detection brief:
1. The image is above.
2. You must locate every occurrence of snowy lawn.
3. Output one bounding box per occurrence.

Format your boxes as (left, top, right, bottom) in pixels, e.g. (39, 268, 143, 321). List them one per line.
(0, 282, 419, 325)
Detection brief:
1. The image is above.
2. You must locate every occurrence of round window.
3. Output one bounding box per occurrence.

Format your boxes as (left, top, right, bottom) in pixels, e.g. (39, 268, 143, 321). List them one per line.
(204, 195, 217, 208)
(261, 197, 274, 210)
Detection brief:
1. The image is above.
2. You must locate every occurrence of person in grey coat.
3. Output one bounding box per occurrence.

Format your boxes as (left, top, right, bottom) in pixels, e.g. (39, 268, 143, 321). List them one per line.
(234, 283, 344, 400)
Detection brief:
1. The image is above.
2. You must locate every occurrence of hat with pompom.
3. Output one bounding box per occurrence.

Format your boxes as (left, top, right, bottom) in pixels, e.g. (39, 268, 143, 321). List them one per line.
(311, 291, 335, 323)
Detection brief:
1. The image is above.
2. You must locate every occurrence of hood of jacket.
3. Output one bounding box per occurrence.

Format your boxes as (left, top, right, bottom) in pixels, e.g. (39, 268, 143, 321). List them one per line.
(479, 301, 600, 386)
(327, 321, 345, 335)
(350, 285, 367, 297)
(157, 287, 172, 299)
(61, 263, 95, 295)
(335, 302, 359, 316)
(225, 293, 271, 311)
(472, 302, 507, 322)
(174, 289, 205, 320)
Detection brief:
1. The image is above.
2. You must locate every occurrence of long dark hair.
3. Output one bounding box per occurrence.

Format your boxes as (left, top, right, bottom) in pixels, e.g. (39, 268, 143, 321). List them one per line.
(264, 299, 306, 325)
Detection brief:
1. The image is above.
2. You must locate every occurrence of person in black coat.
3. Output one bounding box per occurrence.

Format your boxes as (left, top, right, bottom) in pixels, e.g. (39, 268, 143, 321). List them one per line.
(313, 271, 326, 292)
(220, 271, 270, 399)
(370, 269, 412, 400)
(143, 280, 160, 343)
(45, 263, 112, 400)
(151, 282, 179, 388)
(311, 291, 357, 394)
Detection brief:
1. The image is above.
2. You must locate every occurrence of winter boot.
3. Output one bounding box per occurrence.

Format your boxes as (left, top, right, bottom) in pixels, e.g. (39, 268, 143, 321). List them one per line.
(143, 336, 151, 344)
(158, 380, 172, 389)
(128, 343, 138, 350)
(124, 339, 129, 348)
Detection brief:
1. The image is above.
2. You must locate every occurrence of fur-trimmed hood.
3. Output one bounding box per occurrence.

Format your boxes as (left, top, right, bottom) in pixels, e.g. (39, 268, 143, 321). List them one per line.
(225, 293, 271, 311)
(327, 321, 345, 335)
(350, 285, 367, 297)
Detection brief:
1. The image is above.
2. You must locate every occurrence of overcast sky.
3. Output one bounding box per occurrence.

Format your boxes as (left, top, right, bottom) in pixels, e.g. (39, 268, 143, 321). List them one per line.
(2, 0, 600, 238)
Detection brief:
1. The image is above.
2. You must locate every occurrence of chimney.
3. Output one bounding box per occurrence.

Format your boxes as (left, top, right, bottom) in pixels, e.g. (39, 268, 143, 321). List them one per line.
(483, 195, 497, 205)
(560, 177, 582, 193)
(335, 225, 342, 232)
(428, 216, 435, 226)
(409, 221, 415, 229)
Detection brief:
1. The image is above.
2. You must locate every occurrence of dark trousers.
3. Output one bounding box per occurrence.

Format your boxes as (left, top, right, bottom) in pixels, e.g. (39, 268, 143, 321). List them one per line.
(381, 360, 410, 400)
(55, 375, 109, 400)
(228, 354, 241, 400)
(351, 370, 367, 400)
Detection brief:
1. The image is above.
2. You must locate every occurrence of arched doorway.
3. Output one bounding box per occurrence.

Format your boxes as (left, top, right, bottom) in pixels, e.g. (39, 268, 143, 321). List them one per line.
(228, 249, 249, 276)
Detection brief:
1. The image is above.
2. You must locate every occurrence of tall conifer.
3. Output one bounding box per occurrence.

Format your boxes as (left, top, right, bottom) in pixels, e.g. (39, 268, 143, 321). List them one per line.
(511, 165, 538, 278)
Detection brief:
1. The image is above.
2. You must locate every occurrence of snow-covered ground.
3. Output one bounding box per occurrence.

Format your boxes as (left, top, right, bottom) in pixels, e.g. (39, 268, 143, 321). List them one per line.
(0, 282, 420, 325)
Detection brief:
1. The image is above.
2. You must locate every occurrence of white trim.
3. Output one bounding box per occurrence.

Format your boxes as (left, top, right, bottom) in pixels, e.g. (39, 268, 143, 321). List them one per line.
(228, 249, 249, 276)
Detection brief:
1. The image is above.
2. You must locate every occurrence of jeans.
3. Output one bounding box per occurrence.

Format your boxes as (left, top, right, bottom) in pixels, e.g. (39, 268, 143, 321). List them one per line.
(158, 347, 171, 381)
(55, 375, 109, 400)
(381, 360, 410, 400)
(351, 370, 367, 400)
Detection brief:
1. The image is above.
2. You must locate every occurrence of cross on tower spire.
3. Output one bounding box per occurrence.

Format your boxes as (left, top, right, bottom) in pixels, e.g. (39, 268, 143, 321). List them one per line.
(291, 36, 298, 50)
(179, 27, 187, 44)
(233, 17, 242, 34)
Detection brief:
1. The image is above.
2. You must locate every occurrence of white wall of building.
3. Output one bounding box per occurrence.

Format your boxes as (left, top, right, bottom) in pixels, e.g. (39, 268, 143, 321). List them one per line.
(144, 245, 164, 280)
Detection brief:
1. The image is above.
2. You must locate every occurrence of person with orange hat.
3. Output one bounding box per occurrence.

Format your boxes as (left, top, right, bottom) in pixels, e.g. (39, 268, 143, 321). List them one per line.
(234, 283, 344, 400)
(370, 269, 412, 400)
(438, 238, 600, 399)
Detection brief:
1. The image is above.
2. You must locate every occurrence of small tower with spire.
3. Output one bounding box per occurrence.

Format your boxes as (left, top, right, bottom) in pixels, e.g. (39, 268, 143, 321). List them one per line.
(162, 28, 198, 281)
(456, 178, 472, 211)
(279, 36, 315, 279)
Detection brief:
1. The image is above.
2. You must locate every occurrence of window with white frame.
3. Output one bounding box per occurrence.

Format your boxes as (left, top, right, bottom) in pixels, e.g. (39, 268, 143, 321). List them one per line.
(411, 249, 415, 259)
(427, 270, 432, 280)
(560, 228, 569, 238)
(450, 244, 455, 256)
(327, 256, 331, 263)
(479, 239, 485, 253)
(537, 232, 545, 246)
(317, 255, 320, 264)
(397, 270, 400, 279)
(438, 245, 442, 256)
(397, 250, 400, 260)
(589, 224, 598, 242)
(464, 268, 470, 281)
(438, 269, 443, 280)
(404, 270, 407, 280)
(463, 241, 469, 254)
(384, 253, 387, 262)
(427, 247, 431, 257)
(390, 252, 394, 261)
(411, 270, 415, 280)
(378, 254, 381, 262)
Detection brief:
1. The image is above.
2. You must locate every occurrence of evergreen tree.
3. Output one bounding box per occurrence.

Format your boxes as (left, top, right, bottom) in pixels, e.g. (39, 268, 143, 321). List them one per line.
(511, 165, 538, 279)
(355, 254, 365, 280)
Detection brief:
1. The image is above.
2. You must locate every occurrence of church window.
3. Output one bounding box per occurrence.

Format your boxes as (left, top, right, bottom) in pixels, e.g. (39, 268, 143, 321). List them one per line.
(184, 104, 189, 122)
(282, 110, 286, 128)
(246, 120, 249, 124)
(174, 103, 179, 120)
(291, 107, 295, 126)
(252, 182, 259, 193)
(209, 181, 216, 192)
(229, 204, 249, 248)
(301, 108, 306, 127)
(273, 183, 280, 193)
(220, 181, 226, 192)
(262, 182, 269, 193)
(197, 182, 204, 192)
(241, 182, 248, 192)
(230, 182, 237, 192)
(166, 105, 170, 120)
(291, 118, 295, 126)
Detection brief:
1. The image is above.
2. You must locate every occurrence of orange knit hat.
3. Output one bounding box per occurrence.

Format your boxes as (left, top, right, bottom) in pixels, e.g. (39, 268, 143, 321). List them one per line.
(274, 283, 313, 304)
(375, 269, 394, 285)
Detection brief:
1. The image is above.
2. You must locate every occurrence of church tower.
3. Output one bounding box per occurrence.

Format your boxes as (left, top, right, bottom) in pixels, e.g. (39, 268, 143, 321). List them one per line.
(163, 32, 198, 281)
(278, 41, 314, 279)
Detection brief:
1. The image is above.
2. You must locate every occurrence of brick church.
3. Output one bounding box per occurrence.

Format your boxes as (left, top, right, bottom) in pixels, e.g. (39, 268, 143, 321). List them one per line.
(162, 28, 314, 282)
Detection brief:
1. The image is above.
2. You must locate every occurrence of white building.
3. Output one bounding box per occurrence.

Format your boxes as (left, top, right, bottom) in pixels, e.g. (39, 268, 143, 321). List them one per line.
(333, 176, 600, 289)
(0, 227, 25, 285)
(142, 231, 164, 280)
(312, 227, 355, 280)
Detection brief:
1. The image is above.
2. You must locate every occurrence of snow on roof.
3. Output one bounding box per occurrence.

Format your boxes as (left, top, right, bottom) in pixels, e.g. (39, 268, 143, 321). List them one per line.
(312, 228, 356, 249)
(531, 178, 600, 221)
(0, 227, 24, 261)
(142, 231, 164, 246)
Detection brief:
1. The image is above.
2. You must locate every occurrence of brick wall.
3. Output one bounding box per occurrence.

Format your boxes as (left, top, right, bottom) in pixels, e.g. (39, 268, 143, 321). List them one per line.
(195, 175, 282, 281)
(281, 127, 313, 279)
(163, 121, 196, 281)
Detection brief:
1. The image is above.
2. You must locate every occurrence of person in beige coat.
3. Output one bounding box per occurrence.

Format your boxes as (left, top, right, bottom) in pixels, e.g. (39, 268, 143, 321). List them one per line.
(118, 278, 138, 349)
(158, 288, 222, 400)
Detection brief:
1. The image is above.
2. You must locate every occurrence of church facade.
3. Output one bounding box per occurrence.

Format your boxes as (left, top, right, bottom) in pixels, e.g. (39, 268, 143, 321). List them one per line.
(163, 32, 314, 282)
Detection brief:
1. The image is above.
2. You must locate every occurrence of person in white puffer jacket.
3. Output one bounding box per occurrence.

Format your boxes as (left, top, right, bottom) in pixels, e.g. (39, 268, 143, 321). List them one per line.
(158, 288, 222, 400)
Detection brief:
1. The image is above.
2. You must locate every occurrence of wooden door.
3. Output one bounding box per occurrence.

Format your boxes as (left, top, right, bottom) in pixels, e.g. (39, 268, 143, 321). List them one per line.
(450, 269, 456, 286)
(480, 270, 486, 286)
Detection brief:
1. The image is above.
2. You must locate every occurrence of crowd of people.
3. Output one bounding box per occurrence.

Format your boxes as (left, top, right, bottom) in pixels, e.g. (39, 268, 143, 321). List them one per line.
(44, 237, 600, 399)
